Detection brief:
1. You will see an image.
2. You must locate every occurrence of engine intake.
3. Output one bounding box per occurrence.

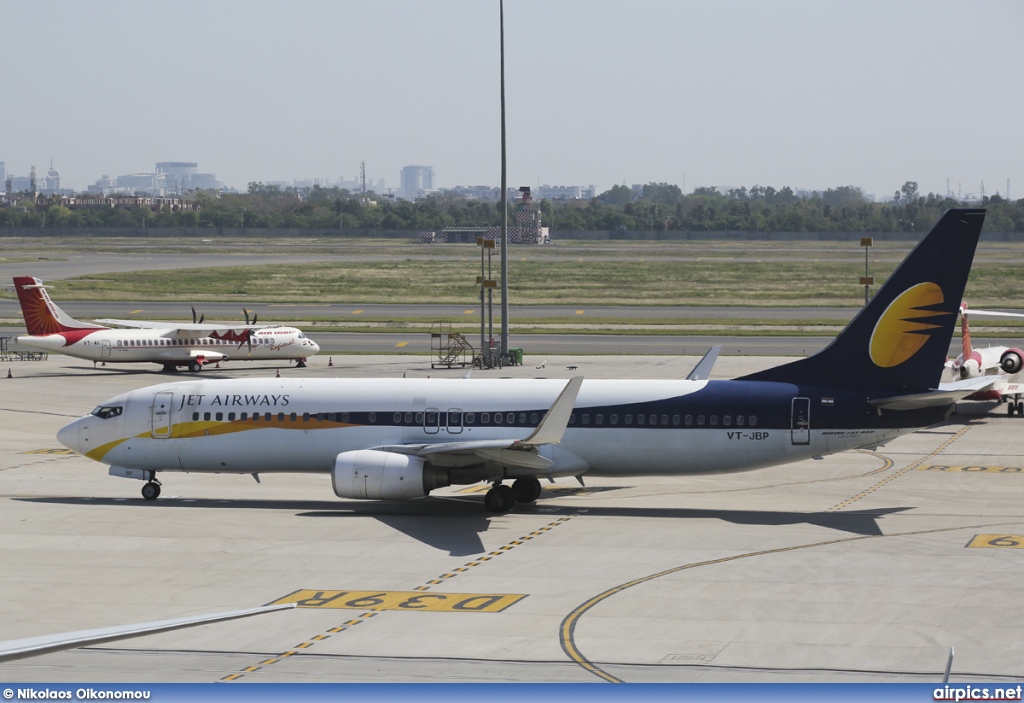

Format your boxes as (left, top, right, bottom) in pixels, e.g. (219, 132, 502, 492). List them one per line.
(1000, 349, 1024, 374)
(332, 450, 450, 500)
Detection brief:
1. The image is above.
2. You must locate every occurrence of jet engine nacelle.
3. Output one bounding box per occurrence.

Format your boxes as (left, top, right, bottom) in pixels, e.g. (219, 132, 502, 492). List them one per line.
(1000, 349, 1024, 374)
(959, 358, 981, 379)
(332, 449, 450, 500)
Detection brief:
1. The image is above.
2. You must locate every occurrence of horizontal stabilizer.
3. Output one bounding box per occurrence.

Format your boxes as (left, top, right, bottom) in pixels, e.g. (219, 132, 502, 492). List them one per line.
(870, 377, 996, 410)
(960, 309, 1024, 320)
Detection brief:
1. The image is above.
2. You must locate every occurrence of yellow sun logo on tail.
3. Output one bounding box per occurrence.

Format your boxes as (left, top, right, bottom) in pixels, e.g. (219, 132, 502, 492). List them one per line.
(869, 282, 949, 368)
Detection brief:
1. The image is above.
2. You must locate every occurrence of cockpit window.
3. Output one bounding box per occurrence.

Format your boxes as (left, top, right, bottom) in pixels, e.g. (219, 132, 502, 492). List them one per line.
(91, 405, 123, 419)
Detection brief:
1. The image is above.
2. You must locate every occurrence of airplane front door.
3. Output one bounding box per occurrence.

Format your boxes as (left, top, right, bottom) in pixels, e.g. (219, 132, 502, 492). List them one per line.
(151, 391, 174, 438)
(790, 397, 810, 445)
(101, 340, 111, 358)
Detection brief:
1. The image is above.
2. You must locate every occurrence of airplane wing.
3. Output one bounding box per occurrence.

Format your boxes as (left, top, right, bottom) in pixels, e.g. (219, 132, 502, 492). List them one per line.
(687, 346, 721, 381)
(372, 377, 584, 470)
(0, 604, 293, 664)
(94, 318, 270, 333)
(869, 377, 998, 410)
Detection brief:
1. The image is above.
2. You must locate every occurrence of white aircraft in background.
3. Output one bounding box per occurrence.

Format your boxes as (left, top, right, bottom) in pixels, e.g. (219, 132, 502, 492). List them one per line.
(58, 210, 991, 510)
(13, 276, 319, 372)
(948, 302, 1024, 414)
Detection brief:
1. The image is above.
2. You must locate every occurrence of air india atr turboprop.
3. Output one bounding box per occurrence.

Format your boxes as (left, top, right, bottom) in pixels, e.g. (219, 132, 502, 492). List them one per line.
(13, 276, 319, 372)
(58, 209, 990, 511)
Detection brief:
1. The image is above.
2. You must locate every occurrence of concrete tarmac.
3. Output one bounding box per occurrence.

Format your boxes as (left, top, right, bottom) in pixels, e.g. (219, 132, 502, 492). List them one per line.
(1, 354, 1023, 683)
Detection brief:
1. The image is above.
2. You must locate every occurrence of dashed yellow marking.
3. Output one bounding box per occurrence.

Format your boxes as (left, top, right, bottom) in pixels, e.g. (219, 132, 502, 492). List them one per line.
(242, 666, 260, 672)
(228, 514, 577, 682)
(464, 309, 474, 315)
(129, 309, 143, 314)
(351, 310, 363, 315)
(830, 421, 974, 512)
(575, 310, 584, 315)
(966, 534, 1024, 549)
(395, 341, 408, 348)
(20, 448, 75, 455)
(921, 465, 1024, 473)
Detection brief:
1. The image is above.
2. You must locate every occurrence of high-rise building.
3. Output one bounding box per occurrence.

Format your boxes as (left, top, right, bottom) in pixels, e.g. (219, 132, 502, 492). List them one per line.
(0, 162, 6, 186)
(400, 165, 434, 200)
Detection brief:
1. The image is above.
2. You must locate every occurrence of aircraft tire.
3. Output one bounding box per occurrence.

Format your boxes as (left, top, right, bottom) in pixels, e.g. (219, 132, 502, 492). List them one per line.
(484, 484, 516, 513)
(512, 477, 542, 503)
(1009, 403, 1016, 417)
(141, 482, 160, 501)
(188, 361, 202, 373)
(1017, 402, 1024, 417)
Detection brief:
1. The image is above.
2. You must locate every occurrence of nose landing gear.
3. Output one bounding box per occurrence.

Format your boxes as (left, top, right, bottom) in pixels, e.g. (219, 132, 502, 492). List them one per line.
(141, 479, 162, 501)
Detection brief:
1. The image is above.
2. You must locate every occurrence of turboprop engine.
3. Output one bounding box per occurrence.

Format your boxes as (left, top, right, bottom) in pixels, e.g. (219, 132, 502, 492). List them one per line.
(1000, 348, 1024, 374)
(332, 450, 450, 500)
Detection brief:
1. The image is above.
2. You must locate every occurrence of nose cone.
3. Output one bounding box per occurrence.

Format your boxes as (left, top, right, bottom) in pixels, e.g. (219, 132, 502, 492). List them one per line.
(310, 340, 321, 354)
(57, 418, 82, 454)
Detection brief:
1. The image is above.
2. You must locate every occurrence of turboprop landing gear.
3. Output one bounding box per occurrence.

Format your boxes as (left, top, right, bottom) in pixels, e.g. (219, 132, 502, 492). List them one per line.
(188, 361, 202, 373)
(512, 477, 542, 504)
(484, 483, 516, 513)
(141, 479, 162, 501)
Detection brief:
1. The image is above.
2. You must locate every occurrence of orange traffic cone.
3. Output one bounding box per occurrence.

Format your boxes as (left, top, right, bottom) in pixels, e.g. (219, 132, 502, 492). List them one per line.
(275, 368, 280, 378)
(328, 357, 333, 367)
(6, 368, 11, 379)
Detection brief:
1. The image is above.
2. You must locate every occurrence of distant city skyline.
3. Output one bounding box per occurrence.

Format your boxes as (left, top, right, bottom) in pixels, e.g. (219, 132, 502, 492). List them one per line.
(3, 1, 1021, 201)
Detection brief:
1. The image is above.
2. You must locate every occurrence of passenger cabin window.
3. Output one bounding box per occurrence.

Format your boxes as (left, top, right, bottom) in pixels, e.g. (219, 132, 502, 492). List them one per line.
(90, 406, 123, 419)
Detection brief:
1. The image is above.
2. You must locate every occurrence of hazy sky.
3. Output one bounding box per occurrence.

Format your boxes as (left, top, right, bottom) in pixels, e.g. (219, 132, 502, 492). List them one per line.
(3, 0, 1021, 199)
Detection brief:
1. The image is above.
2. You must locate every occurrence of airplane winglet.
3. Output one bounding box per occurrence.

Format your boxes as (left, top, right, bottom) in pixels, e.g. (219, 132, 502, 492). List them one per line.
(686, 346, 721, 381)
(519, 376, 583, 447)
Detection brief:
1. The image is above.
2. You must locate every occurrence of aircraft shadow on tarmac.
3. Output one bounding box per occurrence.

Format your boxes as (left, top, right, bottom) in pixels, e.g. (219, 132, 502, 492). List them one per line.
(17, 496, 910, 556)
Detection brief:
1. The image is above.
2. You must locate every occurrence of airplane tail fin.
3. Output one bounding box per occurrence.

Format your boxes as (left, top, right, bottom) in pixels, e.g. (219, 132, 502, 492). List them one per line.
(13, 276, 106, 335)
(960, 302, 974, 359)
(739, 209, 986, 391)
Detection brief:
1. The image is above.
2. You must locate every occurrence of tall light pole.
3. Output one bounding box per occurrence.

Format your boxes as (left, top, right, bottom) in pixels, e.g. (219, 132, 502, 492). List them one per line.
(499, 0, 509, 362)
(860, 237, 873, 305)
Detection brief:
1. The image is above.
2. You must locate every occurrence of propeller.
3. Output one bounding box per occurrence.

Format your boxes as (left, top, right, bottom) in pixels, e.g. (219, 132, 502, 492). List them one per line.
(238, 309, 255, 354)
(191, 305, 204, 324)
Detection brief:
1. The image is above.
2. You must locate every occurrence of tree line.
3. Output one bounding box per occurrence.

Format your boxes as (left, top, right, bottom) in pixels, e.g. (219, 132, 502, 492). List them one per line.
(1, 181, 1021, 233)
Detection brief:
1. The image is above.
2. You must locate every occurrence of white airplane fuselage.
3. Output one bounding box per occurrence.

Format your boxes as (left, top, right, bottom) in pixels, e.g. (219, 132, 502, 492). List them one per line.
(17, 326, 318, 367)
(58, 377, 938, 482)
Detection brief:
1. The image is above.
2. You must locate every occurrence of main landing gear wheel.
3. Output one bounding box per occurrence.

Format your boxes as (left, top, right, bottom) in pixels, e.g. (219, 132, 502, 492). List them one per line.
(484, 484, 516, 513)
(188, 361, 202, 373)
(141, 481, 161, 501)
(512, 477, 542, 503)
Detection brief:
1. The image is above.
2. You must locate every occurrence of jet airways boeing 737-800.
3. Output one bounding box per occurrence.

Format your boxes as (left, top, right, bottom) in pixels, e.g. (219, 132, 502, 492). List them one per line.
(57, 209, 988, 511)
(13, 276, 319, 371)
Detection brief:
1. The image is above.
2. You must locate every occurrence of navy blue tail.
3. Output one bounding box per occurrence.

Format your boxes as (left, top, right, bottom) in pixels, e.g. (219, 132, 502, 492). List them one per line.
(739, 208, 986, 391)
